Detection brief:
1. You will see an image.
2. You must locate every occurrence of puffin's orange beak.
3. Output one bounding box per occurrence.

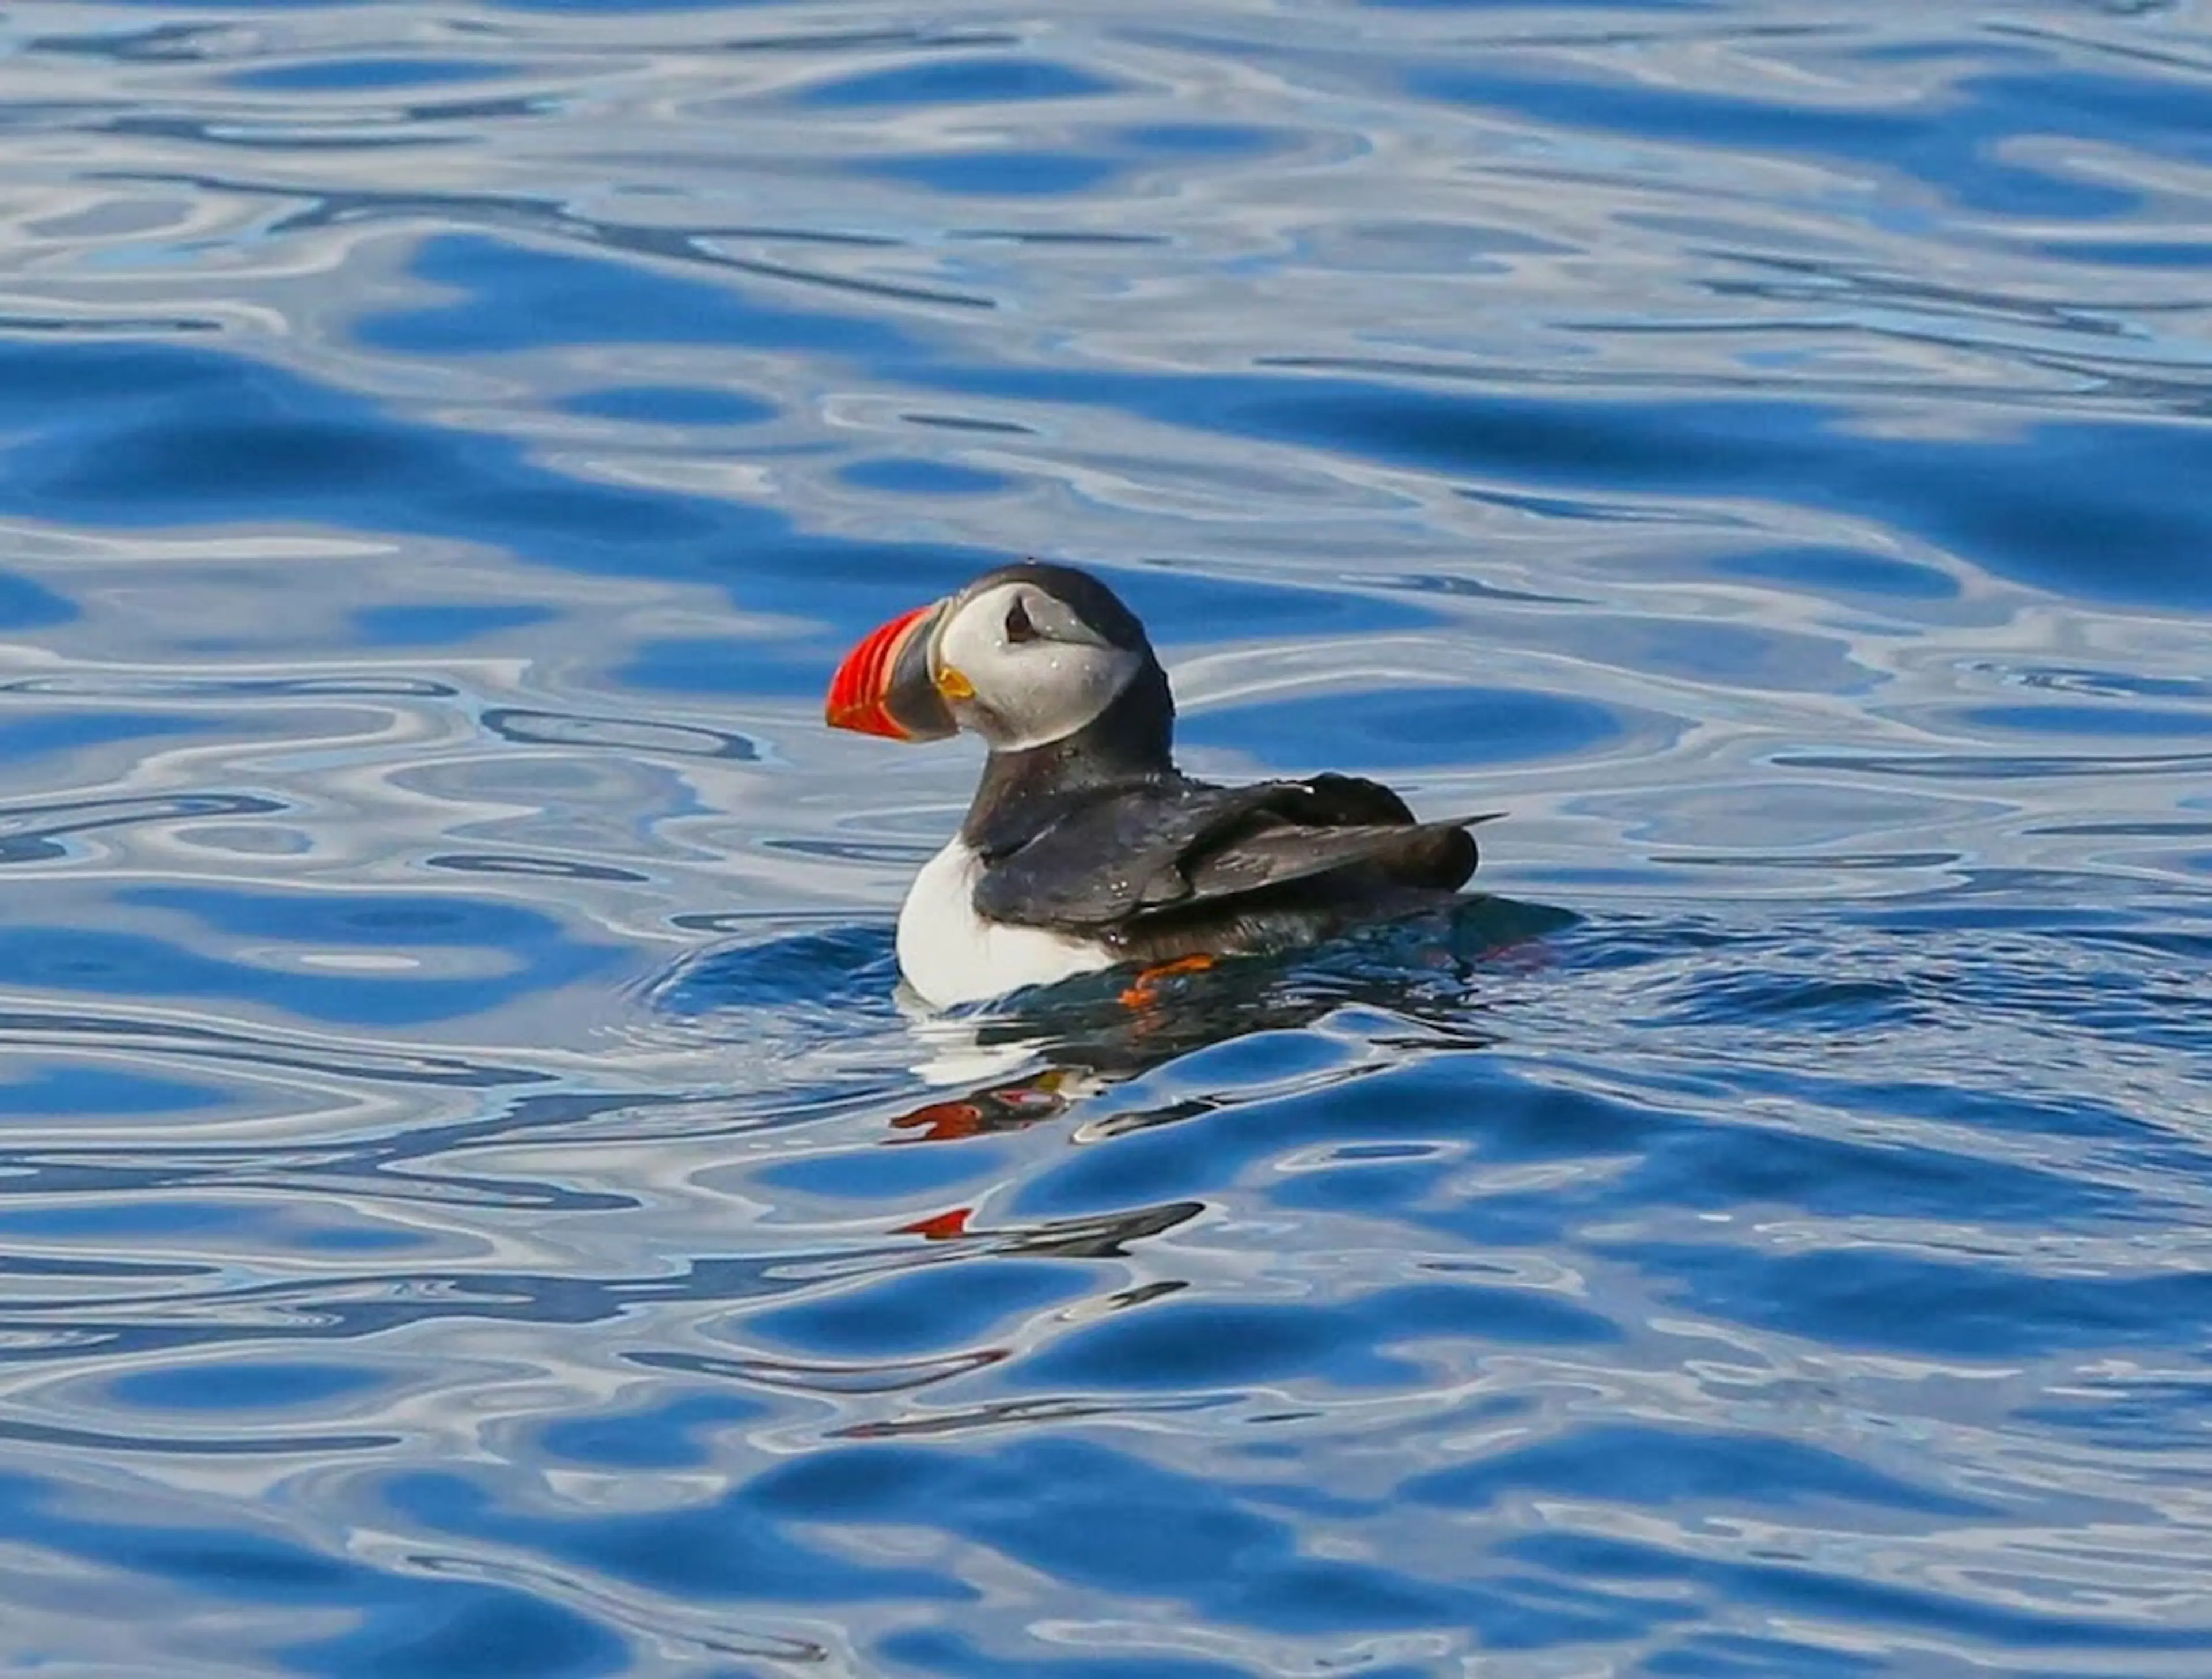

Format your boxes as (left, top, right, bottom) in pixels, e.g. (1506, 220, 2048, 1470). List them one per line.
(825, 600, 958, 741)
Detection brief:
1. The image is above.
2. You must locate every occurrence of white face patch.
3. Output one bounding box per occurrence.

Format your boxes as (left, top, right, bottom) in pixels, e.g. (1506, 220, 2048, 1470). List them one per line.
(934, 581, 1143, 752)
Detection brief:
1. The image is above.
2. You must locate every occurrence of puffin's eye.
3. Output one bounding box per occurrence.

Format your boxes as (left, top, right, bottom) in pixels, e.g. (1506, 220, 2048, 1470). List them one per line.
(1004, 595, 1039, 644)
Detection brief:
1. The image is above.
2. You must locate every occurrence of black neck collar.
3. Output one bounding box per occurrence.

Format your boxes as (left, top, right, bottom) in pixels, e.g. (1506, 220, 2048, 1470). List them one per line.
(960, 657, 1176, 854)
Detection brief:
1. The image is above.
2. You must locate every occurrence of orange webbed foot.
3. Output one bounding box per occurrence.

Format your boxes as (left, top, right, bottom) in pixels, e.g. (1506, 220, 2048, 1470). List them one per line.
(1119, 953, 1217, 1008)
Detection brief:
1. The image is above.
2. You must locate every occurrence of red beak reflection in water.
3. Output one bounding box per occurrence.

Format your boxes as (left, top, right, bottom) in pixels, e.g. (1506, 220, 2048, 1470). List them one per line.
(824, 601, 957, 741)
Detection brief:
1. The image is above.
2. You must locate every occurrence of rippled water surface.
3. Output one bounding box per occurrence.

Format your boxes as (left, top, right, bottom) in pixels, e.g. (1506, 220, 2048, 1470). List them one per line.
(4, 0, 2212, 1672)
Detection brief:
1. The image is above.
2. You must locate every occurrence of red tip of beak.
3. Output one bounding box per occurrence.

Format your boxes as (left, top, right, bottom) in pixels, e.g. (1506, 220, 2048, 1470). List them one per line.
(826, 604, 933, 738)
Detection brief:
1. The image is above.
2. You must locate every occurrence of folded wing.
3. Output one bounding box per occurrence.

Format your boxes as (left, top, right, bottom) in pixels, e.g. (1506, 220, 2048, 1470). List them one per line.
(973, 772, 1495, 933)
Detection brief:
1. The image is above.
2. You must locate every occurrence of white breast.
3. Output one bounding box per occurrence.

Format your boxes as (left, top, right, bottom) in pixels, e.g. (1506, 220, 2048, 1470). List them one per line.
(896, 838, 1117, 1008)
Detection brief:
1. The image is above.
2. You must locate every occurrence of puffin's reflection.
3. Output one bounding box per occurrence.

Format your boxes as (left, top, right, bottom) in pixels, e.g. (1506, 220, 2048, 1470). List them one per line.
(885, 894, 1574, 1144)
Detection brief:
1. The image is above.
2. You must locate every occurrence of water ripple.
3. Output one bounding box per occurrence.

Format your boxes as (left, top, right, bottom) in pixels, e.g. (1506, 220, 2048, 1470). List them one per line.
(0, 0, 2209, 1673)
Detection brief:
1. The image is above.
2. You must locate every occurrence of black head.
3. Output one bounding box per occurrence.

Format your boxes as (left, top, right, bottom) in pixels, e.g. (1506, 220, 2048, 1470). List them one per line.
(828, 559, 1171, 759)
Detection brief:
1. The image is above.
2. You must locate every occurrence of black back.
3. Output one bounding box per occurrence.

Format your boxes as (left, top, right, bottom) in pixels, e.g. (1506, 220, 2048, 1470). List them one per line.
(953, 562, 1492, 959)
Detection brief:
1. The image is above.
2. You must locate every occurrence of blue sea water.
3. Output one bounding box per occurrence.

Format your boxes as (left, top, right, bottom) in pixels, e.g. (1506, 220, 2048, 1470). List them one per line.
(1, 0, 2210, 1672)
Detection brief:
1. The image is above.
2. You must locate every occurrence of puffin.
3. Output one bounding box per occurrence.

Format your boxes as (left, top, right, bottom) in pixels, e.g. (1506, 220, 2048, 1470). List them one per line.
(825, 561, 1493, 1008)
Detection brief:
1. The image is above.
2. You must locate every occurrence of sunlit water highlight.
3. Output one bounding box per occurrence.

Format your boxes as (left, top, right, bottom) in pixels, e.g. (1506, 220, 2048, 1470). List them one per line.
(1, 0, 2210, 1673)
